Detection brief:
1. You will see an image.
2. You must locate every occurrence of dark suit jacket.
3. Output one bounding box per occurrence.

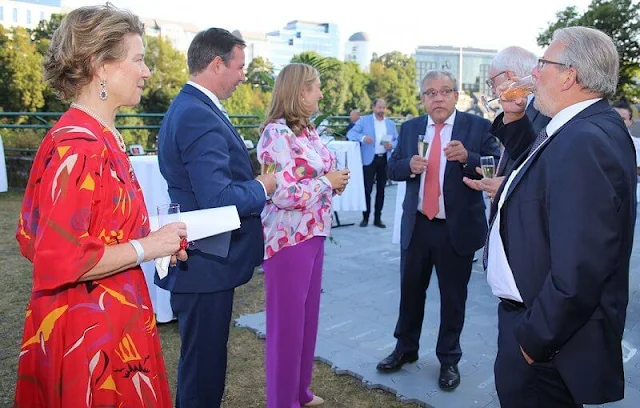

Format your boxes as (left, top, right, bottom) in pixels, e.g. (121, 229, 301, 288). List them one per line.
(495, 99, 636, 403)
(388, 111, 499, 256)
(494, 100, 550, 177)
(156, 84, 266, 293)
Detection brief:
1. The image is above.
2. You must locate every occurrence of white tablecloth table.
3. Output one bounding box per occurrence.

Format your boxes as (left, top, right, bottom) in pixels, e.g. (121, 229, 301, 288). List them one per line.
(326, 140, 366, 213)
(0, 136, 8, 193)
(129, 155, 174, 323)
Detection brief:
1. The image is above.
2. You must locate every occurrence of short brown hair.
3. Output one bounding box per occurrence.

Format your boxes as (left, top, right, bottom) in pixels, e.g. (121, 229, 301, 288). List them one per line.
(261, 63, 319, 136)
(43, 3, 143, 101)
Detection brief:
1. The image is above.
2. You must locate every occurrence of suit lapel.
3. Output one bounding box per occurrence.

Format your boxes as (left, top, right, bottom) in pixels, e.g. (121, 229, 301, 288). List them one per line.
(184, 85, 249, 154)
(445, 111, 466, 178)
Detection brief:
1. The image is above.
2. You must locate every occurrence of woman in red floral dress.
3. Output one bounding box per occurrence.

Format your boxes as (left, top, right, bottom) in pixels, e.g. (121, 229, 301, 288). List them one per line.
(13, 5, 187, 407)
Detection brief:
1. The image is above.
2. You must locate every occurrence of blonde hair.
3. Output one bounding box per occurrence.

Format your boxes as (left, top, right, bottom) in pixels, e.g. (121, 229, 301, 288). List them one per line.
(43, 3, 144, 101)
(261, 63, 319, 135)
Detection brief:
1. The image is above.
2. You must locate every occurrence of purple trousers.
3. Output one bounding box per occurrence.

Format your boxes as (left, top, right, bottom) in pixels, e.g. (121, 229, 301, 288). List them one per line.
(263, 236, 325, 408)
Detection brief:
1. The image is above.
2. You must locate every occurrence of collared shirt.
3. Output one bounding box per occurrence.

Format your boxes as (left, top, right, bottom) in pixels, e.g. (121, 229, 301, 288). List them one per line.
(487, 98, 601, 302)
(417, 110, 457, 219)
(374, 117, 388, 154)
(186, 80, 267, 198)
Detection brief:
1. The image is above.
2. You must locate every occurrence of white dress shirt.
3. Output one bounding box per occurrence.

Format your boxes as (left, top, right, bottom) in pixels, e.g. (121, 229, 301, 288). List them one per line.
(186, 80, 267, 198)
(374, 117, 388, 154)
(487, 98, 601, 302)
(417, 110, 456, 219)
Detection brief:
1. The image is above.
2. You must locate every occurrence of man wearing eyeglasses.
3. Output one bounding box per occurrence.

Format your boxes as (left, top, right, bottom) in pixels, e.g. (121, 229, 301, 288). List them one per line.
(378, 70, 499, 391)
(485, 27, 635, 408)
(464, 46, 550, 205)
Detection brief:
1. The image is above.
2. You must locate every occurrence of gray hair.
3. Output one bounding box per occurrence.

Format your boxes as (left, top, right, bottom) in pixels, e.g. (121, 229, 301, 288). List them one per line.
(421, 70, 458, 93)
(491, 46, 537, 77)
(552, 26, 619, 98)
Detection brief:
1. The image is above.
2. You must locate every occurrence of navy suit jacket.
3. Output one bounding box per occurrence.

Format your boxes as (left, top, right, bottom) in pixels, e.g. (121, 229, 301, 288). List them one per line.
(388, 111, 499, 256)
(495, 99, 636, 403)
(156, 84, 266, 293)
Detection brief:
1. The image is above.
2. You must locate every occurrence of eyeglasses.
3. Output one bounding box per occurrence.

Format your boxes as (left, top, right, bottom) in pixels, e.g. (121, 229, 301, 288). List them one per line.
(537, 58, 571, 71)
(422, 88, 456, 98)
(486, 71, 507, 88)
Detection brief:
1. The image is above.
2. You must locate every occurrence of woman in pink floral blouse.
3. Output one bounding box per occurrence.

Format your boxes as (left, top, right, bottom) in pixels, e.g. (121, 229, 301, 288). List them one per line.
(258, 63, 350, 408)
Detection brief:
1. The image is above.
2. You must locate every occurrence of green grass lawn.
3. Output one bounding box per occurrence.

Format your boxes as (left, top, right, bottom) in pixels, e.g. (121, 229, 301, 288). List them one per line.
(0, 191, 417, 407)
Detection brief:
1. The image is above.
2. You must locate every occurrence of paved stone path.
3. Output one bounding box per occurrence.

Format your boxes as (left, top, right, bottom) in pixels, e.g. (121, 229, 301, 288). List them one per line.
(236, 184, 640, 407)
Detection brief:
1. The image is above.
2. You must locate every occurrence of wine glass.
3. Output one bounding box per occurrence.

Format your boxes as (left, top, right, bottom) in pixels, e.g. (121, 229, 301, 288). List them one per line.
(410, 135, 429, 179)
(481, 75, 535, 111)
(261, 162, 277, 175)
(480, 156, 496, 178)
(157, 203, 190, 250)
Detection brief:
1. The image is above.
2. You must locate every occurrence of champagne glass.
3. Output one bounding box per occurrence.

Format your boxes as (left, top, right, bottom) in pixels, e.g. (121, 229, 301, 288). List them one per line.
(336, 151, 348, 171)
(480, 156, 496, 178)
(481, 75, 535, 110)
(157, 203, 190, 250)
(261, 162, 277, 175)
(410, 135, 428, 179)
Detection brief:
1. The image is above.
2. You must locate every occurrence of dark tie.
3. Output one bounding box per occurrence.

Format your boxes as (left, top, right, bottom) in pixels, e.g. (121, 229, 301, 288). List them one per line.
(528, 127, 549, 157)
(482, 127, 549, 269)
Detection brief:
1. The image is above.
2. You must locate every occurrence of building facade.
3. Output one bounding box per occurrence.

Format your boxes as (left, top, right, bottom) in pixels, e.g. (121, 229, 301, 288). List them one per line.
(413, 46, 496, 95)
(141, 17, 198, 53)
(0, 0, 61, 29)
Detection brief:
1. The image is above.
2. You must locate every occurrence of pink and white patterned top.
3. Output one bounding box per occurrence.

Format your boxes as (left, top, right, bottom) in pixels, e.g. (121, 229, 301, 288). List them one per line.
(258, 119, 336, 259)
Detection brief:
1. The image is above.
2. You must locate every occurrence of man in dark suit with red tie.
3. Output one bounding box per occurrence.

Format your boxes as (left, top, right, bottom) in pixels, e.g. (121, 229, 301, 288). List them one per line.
(377, 70, 499, 391)
(486, 27, 635, 407)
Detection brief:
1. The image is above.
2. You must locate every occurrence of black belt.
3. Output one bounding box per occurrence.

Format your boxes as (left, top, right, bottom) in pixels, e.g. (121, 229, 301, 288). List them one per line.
(416, 211, 446, 223)
(500, 297, 526, 311)
(375, 153, 386, 157)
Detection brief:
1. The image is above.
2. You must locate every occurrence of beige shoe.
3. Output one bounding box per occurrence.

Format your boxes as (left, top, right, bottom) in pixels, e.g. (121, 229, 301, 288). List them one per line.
(304, 395, 325, 406)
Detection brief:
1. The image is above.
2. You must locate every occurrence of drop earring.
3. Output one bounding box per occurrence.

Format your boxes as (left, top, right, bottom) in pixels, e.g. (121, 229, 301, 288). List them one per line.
(99, 79, 108, 101)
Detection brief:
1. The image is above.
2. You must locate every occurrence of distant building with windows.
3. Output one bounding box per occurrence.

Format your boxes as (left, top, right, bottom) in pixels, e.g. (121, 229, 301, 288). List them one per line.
(345, 32, 372, 72)
(247, 20, 341, 72)
(0, 0, 61, 29)
(413, 46, 497, 95)
(140, 17, 199, 53)
(232, 30, 268, 68)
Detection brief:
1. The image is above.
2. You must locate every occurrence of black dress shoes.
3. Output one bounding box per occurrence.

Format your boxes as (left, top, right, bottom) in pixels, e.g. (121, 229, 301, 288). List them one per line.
(439, 364, 460, 391)
(376, 350, 418, 372)
(359, 219, 368, 227)
(373, 219, 386, 228)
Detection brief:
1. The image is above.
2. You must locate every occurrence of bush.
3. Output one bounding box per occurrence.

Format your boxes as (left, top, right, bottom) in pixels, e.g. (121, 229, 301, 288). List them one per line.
(1, 128, 46, 149)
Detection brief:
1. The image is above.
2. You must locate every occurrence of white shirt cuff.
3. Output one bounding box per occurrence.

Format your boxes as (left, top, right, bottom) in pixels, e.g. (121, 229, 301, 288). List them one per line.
(257, 179, 269, 198)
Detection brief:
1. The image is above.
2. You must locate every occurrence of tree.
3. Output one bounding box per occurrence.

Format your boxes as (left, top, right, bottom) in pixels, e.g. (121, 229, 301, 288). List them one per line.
(140, 35, 189, 113)
(0, 26, 46, 113)
(246, 56, 275, 92)
(343, 61, 371, 112)
(224, 83, 271, 141)
(291, 51, 347, 115)
(538, 0, 640, 100)
(30, 12, 64, 54)
(368, 52, 419, 115)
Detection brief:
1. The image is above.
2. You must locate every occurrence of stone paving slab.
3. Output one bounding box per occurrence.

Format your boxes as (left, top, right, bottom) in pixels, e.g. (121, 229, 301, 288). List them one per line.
(236, 184, 640, 407)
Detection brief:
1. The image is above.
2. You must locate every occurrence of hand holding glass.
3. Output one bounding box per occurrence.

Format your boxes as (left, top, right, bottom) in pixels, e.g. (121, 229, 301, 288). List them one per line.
(482, 75, 535, 110)
(480, 156, 496, 179)
(157, 203, 189, 251)
(411, 135, 429, 178)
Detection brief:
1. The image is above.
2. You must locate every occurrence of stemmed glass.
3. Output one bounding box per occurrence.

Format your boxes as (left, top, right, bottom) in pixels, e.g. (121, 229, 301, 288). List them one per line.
(480, 156, 496, 179)
(410, 135, 429, 179)
(481, 75, 535, 111)
(157, 203, 190, 251)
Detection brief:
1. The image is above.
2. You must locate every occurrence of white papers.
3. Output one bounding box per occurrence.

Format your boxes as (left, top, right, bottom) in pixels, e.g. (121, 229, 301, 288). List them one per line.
(149, 206, 241, 279)
(380, 134, 392, 145)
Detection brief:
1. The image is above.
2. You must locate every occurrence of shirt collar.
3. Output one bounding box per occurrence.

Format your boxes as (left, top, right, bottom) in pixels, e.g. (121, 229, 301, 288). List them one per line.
(545, 98, 601, 136)
(187, 80, 225, 112)
(427, 109, 457, 128)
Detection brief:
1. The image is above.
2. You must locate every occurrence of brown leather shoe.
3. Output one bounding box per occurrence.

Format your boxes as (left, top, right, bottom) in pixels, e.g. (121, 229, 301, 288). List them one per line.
(304, 395, 324, 406)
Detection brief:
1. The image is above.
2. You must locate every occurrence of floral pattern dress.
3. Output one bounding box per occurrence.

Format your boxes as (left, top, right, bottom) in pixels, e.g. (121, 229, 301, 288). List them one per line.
(13, 108, 172, 407)
(258, 119, 336, 259)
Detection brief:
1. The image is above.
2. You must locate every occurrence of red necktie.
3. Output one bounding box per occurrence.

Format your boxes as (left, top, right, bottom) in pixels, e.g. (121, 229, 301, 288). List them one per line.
(423, 123, 445, 219)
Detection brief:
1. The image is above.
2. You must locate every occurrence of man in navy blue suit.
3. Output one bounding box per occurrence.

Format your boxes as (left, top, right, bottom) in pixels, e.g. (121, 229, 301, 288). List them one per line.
(157, 28, 275, 408)
(378, 70, 499, 391)
(486, 27, 635, 407)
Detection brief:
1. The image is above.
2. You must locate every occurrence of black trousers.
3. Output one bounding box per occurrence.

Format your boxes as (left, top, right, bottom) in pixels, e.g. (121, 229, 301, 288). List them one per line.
(495, 302, 582, 408)
(363, 154, 387, 220)
(171, 290, 235, 408)
(393, 212, 473, 365)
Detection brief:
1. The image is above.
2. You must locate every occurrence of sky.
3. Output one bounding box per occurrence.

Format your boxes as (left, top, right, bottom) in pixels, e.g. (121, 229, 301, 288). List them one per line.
(61, 0, 594, 56)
